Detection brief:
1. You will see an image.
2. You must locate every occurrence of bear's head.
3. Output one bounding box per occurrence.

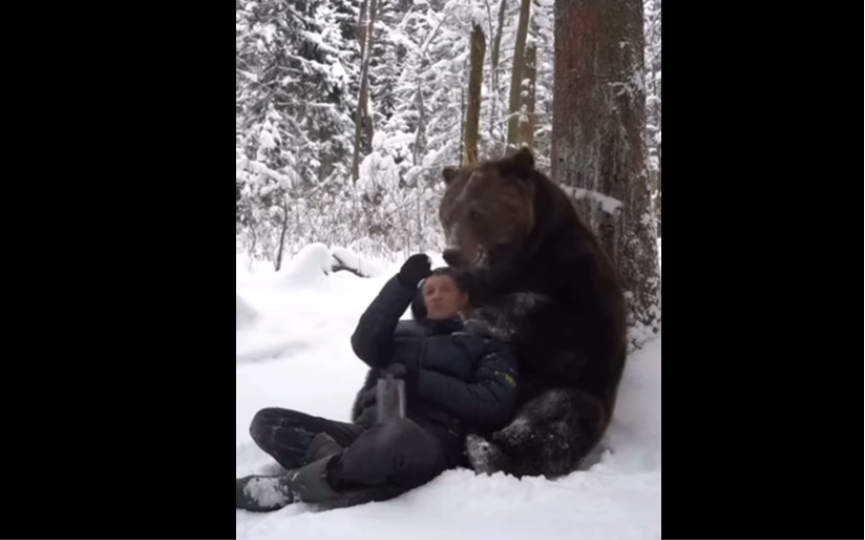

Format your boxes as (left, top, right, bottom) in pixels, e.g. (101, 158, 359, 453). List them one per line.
(438, 147, 538, 272)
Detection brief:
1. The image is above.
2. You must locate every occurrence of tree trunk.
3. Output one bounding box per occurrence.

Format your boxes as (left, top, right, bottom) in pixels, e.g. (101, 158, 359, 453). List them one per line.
(357, 0, 369, 56)
(274, 196, 290, 272)
(653, 5, 661, 239)
(550, 0, 661, 337)
(489, 0, 508, 153)
(505, 0, 531, 155)
(465, 24, 486, 164)
(645, 0, 661, 238)
(459, 85, 466, 165)
(413, 80, 426, 167)
(491, 0, 507, 72)
(655, 166, 661, 238)
(518, 42, 536, 150)
(351, 0, 379, 183)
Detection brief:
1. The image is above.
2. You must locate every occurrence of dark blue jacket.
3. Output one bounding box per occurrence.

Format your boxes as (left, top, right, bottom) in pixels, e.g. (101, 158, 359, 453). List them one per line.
(349, 275, 519, 439)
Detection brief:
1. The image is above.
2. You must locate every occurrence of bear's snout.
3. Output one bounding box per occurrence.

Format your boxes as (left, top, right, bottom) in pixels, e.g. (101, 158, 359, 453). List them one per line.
(443, 248, 463, 267)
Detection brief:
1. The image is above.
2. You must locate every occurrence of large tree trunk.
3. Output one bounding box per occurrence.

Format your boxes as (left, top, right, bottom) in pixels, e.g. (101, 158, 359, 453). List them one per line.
(465, 24, 486, 164)
(351, 0, 379, 183)
(550, 0, 661, 337)
(518, 41, 536, 150)
(645, 0, 661, 237)
(653, 6, 661, 239)
(505, 0, 532, 155)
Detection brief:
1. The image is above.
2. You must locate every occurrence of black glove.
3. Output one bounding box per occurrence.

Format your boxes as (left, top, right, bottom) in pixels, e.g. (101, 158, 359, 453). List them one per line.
(397, 253, 432, 288)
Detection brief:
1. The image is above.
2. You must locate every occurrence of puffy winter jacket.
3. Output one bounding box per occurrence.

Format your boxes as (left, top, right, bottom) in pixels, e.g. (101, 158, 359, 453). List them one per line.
(349, 274, 519, 440)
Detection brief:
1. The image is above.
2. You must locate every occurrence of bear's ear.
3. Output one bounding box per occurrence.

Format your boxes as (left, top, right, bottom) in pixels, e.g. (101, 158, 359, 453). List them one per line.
(513, 147, 534, 173)
(500, 147, 535, 181)
(442, 166, 458, 184)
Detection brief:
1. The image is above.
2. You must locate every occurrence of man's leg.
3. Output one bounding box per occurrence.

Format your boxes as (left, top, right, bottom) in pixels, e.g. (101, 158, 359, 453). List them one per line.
(328, 418, 447, 492)
(248, 407, 365, 470)
(237, 408, 366, 512)
(238, 417, 449, 512)
(282, 418, 450, 512)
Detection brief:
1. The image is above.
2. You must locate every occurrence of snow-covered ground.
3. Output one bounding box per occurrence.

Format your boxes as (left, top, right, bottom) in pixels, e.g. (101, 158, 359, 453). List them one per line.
(236, 244, 661, 540)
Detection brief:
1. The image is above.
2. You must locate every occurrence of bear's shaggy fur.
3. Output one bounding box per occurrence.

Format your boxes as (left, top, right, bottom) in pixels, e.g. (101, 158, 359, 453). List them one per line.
(438, 147, 628, 478)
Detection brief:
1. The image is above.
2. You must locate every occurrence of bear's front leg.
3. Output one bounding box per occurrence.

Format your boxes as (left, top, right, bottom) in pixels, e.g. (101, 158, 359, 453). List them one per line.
(462, 291, 551, 341)
(469, 387, 608, 479)
(465, 433, 511, 475)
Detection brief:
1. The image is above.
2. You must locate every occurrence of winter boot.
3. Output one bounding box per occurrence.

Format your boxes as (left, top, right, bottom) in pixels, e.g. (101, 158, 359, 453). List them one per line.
(287, 451, 408, 510)
(236, 456, 343, 512)
(285, 455, 342, 504)
(235, 474, 295, 512)
(306, 432, 342, 462)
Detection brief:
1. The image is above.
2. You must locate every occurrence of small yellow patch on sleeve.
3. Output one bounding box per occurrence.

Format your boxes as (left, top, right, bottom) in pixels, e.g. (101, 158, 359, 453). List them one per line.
(504, 374, 516, 387)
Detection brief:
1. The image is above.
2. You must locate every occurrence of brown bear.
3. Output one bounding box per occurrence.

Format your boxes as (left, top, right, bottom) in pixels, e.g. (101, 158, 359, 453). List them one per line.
(437, 147, 628, 479)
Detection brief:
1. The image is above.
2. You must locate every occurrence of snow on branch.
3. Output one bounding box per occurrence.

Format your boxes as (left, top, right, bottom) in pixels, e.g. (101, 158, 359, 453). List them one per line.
(564, 186, 623, 215)
(239, 158, 295, 190)
(330, 250, 372, 278)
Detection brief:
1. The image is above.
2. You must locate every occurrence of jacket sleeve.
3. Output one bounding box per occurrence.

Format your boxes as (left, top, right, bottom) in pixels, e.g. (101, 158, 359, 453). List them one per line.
(350, 275, 418, 369)
(412, 338, 519, 432)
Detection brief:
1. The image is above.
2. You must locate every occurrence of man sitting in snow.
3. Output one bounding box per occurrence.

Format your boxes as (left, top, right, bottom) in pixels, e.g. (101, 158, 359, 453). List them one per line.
(236, 253, 519, 511)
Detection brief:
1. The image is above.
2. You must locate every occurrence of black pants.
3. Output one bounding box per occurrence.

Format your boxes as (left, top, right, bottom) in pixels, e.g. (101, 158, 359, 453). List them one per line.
(249, 408, 455, 502)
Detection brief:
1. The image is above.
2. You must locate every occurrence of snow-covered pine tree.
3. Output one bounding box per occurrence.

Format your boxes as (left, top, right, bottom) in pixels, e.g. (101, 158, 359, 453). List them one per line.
(235, 0, 355, 267)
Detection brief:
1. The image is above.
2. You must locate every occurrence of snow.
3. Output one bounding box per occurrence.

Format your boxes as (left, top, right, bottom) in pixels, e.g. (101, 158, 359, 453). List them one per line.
(237, 294, 257, 330)
(279, 243, 334, 289)
(566, 187, 624, 215)
(471, 8, 487, 26)
(331, 246, 385, 278)
(261, 23, 276, 44)
(243, 476, 292, 509)
(331, 61, 348, 84)
(300, 29, 325, 47)
(259, 129, 276, 150)
(237, 247, 661, 539)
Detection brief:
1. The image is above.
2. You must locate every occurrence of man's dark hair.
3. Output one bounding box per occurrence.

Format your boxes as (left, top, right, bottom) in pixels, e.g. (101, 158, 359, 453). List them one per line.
(425, 266, 472, 296)
(410, 266, 476, 320)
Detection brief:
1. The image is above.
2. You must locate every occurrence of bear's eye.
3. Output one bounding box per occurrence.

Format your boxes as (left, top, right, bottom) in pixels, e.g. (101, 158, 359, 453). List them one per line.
(468, 208, 483, 221)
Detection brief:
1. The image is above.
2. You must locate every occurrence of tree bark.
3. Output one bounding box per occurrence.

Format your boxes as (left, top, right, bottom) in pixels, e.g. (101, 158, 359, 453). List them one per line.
(459, 84, 466, 165)
(551, 0, 660, 337)
(465, 24, 486, 164)
(489, 0, 508, 152)
(652, 1, 661, 238)
(274, 196, 290, 271)
(518, 42, 536, 150)
(655, 166, 661, 238)
(491, 0, 507, 71)
(505, 0, 531, 155)
(357, 0, 369, 56)
(413, 80, 426, 167)
(351, 0, 380, 183)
